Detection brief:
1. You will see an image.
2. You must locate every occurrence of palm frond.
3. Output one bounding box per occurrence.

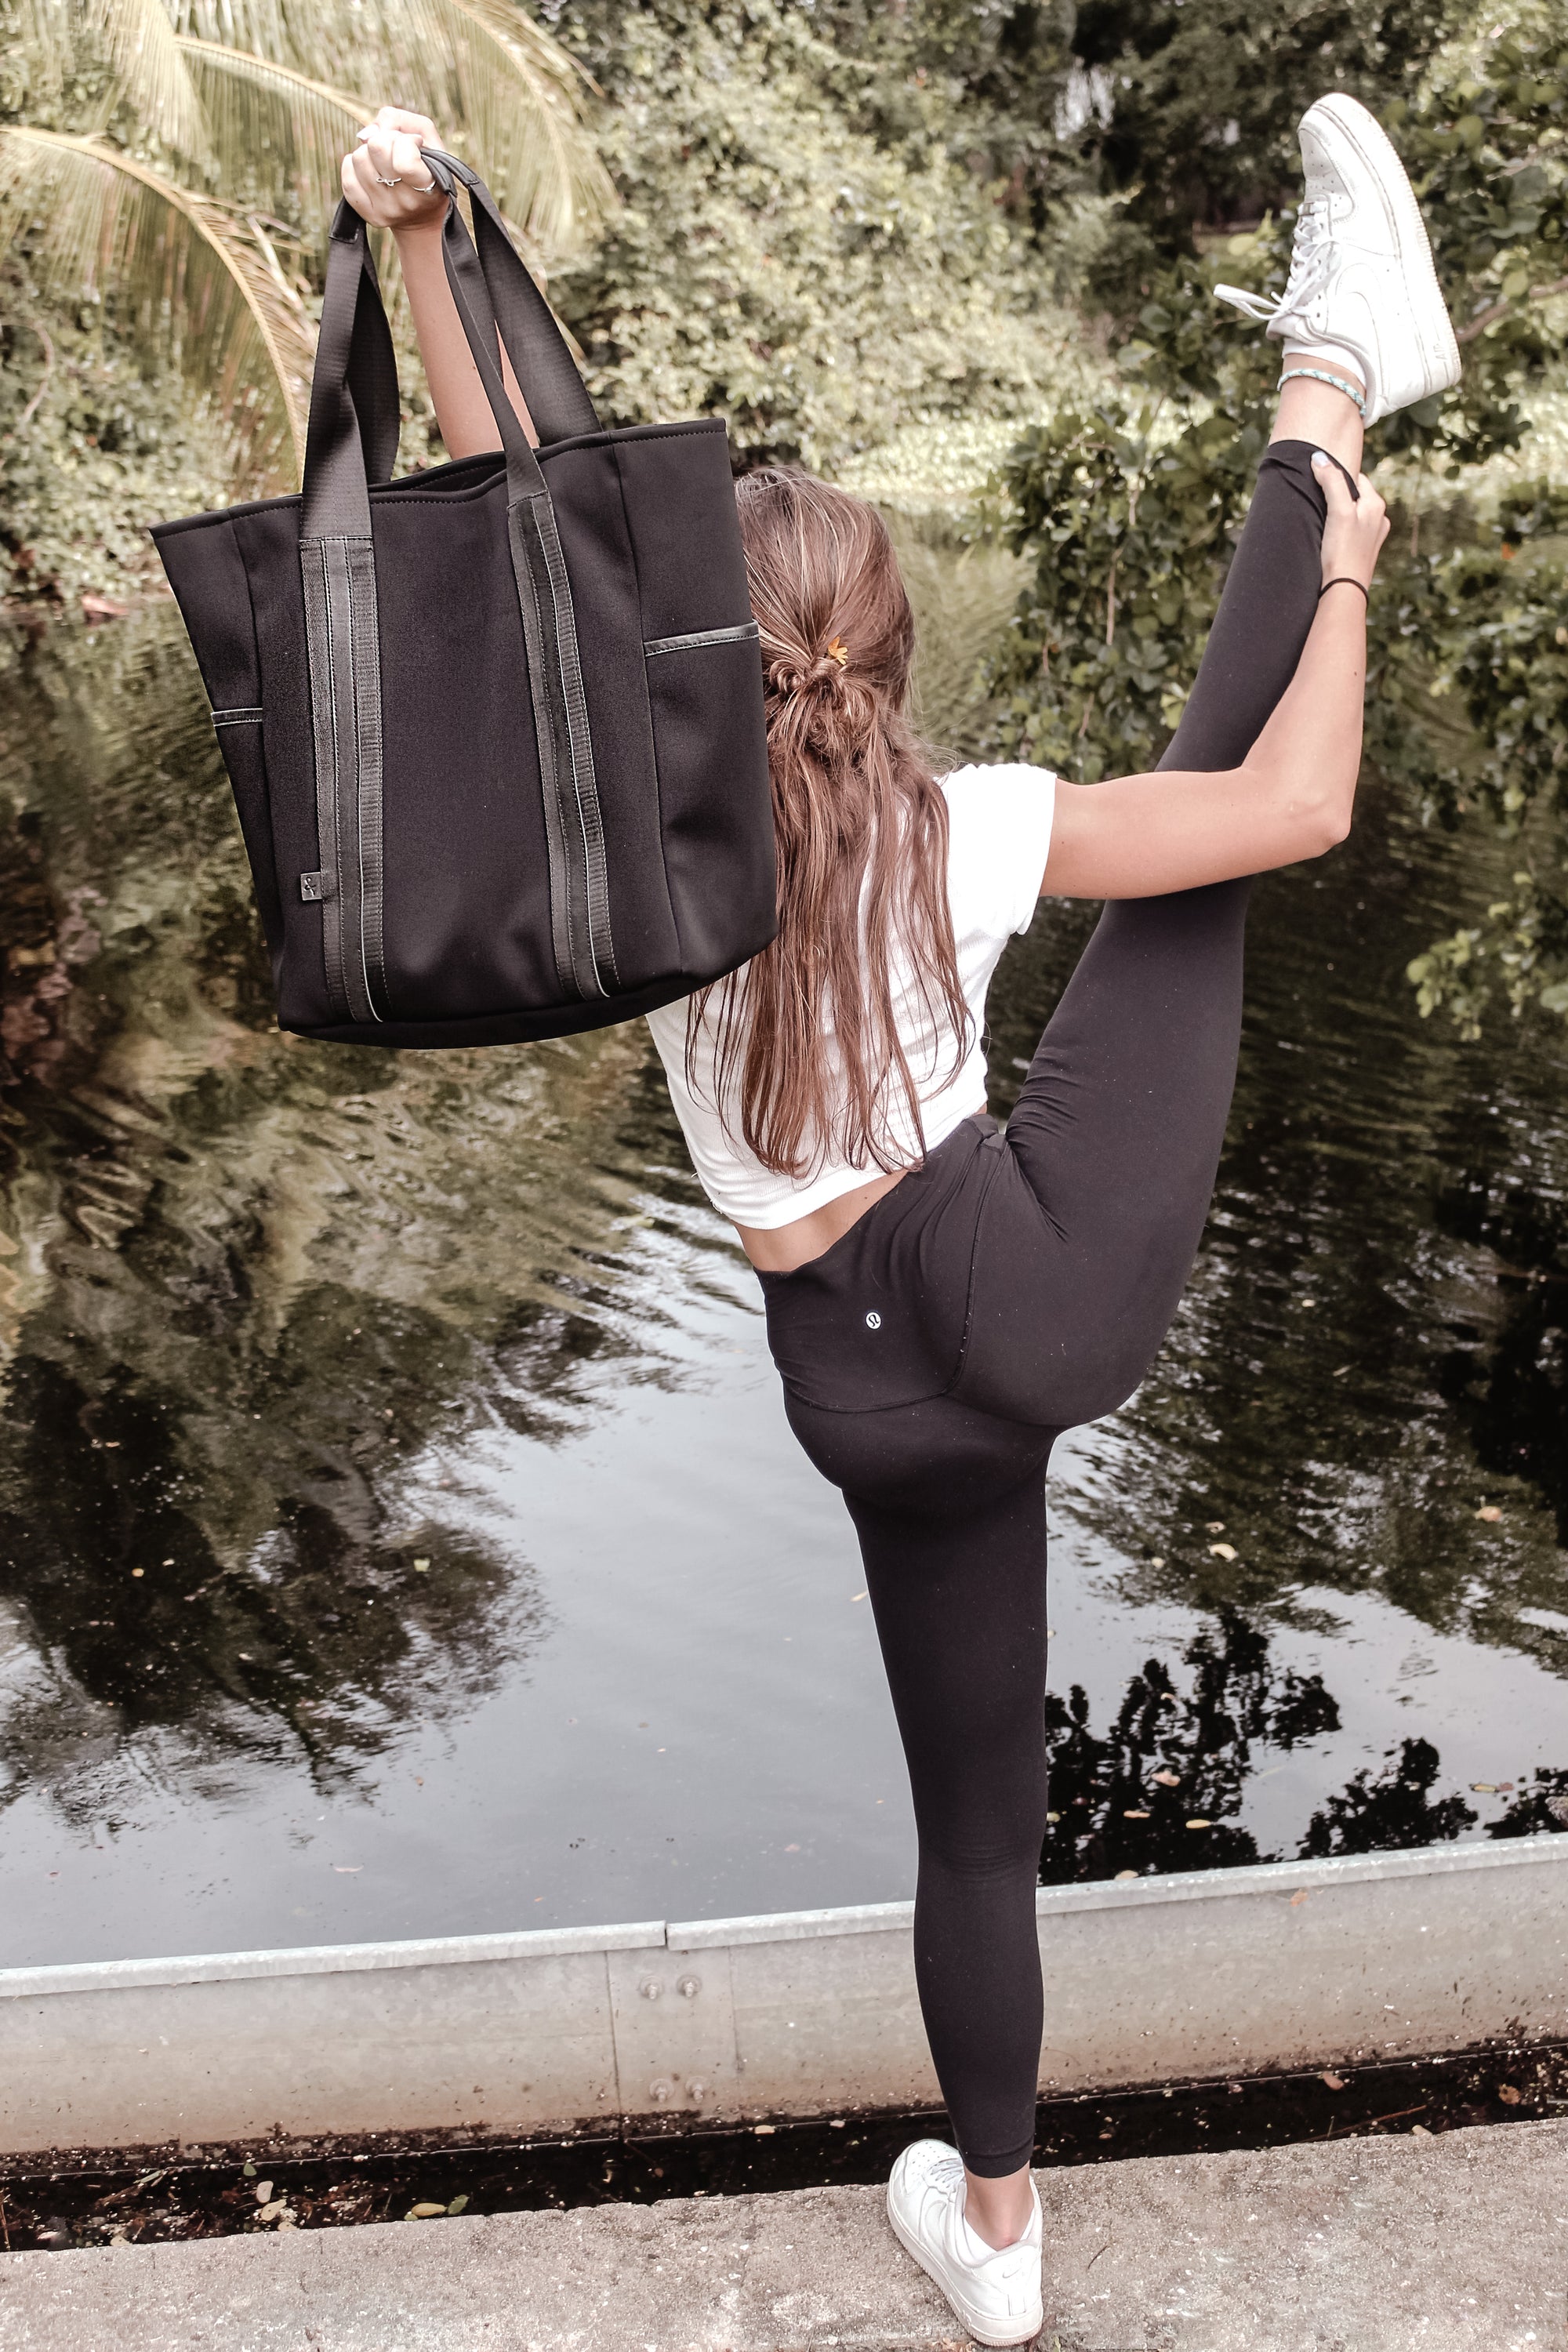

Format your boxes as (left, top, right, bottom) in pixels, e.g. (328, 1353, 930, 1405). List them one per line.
(175, 36, 369, 228)
(0, 125, 311, 485)
(169, 0, 614, 263)
(434, 0, 615, 261)
(11, 0, 213, 162)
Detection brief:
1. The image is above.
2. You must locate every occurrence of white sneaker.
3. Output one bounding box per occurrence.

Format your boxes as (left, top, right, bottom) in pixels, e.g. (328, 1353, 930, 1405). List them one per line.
(1215, 91, 1461, 426)
(885, 2140, 1044, 2348)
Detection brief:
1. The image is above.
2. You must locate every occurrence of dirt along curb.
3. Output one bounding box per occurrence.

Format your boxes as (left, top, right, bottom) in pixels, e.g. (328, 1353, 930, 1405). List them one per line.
(2, 2116, 1564, 2350)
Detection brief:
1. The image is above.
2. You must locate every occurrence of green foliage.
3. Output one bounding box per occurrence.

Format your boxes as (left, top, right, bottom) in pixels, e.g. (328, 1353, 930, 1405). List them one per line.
(989, 394, 1271, 782)
(0, 0, 608, 599)
(1069, 0, 1454, 314)
(0, 310, 236, 604)
(991, 14, 1568, 1030)
(550, 0, 1069, 470)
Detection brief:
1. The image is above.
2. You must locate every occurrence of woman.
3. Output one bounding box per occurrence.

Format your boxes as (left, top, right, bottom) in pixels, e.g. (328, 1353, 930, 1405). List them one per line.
(343, 92, 1456, 2347)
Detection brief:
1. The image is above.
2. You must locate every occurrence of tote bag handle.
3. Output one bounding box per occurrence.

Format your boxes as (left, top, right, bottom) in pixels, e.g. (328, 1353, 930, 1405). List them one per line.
(300, 156, 599, 536)
(296, 162, 619, 1028)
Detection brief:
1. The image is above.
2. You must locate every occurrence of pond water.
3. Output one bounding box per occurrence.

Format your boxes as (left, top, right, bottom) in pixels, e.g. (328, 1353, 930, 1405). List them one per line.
(2, 564, 1565, 1969)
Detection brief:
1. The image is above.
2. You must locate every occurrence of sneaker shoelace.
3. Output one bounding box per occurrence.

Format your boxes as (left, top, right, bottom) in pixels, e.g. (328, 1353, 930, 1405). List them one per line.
(1215, 197, 1330, 325)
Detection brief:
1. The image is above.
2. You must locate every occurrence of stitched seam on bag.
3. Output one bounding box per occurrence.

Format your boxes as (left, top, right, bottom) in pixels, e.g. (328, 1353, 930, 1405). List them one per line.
(507, 500, 581, 1000)
(528, 494, 619, 996)
(644, 622, 761, 658)
(211, 706, 263, 725)
(346, 538, 388, 1022)
(301, 540, 351, 1025)
(325, 541, 374, 1025)
(609, 437, 684, 975)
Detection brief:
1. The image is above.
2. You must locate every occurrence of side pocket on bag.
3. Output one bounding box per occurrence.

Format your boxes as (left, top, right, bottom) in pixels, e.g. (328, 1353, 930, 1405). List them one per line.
(642, 625, 775, 982)
(212, 709, 285, 964)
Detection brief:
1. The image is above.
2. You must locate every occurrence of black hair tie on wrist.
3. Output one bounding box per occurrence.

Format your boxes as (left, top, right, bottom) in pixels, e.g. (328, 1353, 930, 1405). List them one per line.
(1319, 576, 1370, 601)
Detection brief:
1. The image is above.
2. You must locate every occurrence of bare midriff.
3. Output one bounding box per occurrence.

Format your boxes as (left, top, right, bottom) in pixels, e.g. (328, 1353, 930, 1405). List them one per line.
(734, 1104, 988, 1273)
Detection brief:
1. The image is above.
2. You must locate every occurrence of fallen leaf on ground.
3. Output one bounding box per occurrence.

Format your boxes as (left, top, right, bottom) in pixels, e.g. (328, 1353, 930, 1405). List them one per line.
(413, 1558, 431, 1572)
(1123, 1808, 1150, 1819)
(1152, 1769, 1181, 1787)
(1497, 2085, 1523, 2104)
(1208, 1542, 1237, 1561)
(1470, 1782, 1497, 1793)
(1185, 1817, 1212, 1830)
(1320, 2072, 1345, 2091)
(332, 1864, 363, 1874)
(447, 2195, 469, 2216)
(1475, 1505, 1501, 1522)
(1290, 1891, 1310, 1907)
(408, 2202, 447, 2219)
(1205, 1522, 1225, 1535)
(1114, 1869, 1138, 1882)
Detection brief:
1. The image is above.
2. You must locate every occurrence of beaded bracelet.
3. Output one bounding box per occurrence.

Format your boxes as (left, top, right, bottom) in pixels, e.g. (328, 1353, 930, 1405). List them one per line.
(1279, 365, 1369, 419)
(1319, 576, 1370, 601)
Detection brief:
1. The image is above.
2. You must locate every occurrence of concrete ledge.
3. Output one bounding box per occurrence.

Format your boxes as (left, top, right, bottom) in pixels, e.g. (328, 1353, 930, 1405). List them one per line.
(1, 2118, 1563, 2349)
(2, 1839, 1565, 2158)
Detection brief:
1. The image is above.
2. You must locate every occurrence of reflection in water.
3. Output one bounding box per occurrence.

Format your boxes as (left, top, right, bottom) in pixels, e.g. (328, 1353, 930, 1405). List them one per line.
(2, 568, 1566, 1961)
(1436, 1173, 1568, 1544)
(1042, 1606, 1338, 1882)
(0, 615, 724, 1826)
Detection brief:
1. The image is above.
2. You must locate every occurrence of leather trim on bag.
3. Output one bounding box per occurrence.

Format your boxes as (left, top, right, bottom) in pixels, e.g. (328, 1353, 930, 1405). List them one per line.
(526, 492, 619, 996)
(345, 536, 390, 1021)
(507, 501, 581, 999)
(508, 494, 620, 1000)
(211, 706, 264, 726)
(299, 535, 388, 1026)
(643, 622, 761, 659)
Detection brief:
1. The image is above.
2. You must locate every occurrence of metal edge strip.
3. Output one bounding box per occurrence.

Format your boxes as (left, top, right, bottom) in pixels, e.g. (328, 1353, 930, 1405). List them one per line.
(5, 1839, 1562, 1997)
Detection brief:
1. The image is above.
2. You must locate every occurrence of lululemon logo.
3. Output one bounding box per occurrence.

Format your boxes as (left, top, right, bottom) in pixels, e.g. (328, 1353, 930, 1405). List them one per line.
(866, 1312, 882, 1330)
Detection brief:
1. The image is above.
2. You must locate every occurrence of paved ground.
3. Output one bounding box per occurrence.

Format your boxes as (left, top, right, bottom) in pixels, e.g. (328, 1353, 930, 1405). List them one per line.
(1, 2118, 1564, 2351)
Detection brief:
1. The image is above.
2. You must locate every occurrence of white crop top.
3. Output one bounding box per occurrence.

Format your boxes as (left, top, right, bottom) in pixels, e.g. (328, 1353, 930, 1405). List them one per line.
(644, 762, 1057, 1231)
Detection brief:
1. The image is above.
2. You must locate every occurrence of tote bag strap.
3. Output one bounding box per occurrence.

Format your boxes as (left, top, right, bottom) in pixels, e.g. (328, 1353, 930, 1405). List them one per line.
(296, 172, 617, 1023)
(420, 148, 600, 447)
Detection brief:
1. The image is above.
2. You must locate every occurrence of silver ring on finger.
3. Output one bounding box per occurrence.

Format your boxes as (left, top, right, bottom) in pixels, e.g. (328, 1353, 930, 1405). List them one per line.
(377, 174, 402, 187)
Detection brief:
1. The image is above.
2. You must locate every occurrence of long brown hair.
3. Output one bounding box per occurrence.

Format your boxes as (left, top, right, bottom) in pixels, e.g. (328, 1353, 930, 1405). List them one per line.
(689, 469, 970, 1181)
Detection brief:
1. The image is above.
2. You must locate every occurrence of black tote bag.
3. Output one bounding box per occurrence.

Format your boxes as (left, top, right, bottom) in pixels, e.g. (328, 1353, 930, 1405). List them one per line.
(151, 153, 776, 1049)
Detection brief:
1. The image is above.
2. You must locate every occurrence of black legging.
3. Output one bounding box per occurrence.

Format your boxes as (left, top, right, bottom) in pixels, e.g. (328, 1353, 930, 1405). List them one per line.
(757, 439, 1337, 2176)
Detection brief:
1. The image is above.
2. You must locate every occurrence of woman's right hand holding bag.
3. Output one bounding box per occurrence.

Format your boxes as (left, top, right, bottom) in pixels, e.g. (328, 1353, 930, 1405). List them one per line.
(340, 106, 447, 235)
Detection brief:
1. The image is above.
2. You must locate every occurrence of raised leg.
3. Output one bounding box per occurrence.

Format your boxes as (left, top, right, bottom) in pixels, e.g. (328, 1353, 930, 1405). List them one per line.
(964, 439, 1344, 1433)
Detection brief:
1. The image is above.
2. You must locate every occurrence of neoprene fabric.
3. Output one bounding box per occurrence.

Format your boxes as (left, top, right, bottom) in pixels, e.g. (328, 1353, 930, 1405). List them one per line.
(151, 157, 775, 1050)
